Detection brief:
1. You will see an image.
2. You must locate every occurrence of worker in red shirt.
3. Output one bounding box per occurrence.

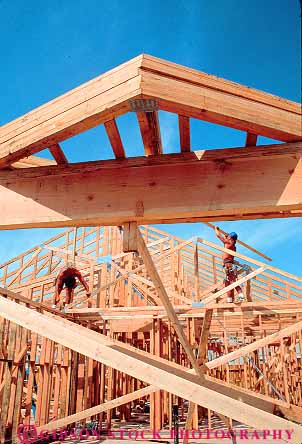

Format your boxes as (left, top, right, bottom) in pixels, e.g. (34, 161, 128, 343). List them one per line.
(52, 262, 90, 308)
(215, 227, 244, 303)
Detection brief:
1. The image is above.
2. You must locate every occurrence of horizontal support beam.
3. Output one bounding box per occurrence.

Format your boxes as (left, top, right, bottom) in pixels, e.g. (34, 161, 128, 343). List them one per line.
(1, 294, 301, 441)
(0, 143, 301, 229)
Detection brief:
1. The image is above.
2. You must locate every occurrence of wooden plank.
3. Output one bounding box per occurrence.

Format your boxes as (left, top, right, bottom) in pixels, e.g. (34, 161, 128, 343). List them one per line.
(203, 221, 272, 261)
(104, 119, 126, 159)
(141, 55, 300, 114)
(37, 386, 158, 433)
(202, 266, 267, 305)
(1, 295, 301, 441)
(1, 54, 300, 168)
(178, 115, 190, 152)
(49, 143, 68, 165)
(0, 143, 301, 229)
(197, 237, 302, 282)
(122, 222, 138, 252)
(12, 155, 56, 168)
(184, 309, 213, 438)
(1, 286, 70, 319)
(245, 132, 258, 147)
(137, 228, 201, 373)
(136, 111, 162, 155)
(140, 57, 301, 142)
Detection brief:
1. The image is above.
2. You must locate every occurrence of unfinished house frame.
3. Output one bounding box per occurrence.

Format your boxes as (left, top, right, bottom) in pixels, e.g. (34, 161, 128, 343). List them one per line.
(0, 55, 301, 443)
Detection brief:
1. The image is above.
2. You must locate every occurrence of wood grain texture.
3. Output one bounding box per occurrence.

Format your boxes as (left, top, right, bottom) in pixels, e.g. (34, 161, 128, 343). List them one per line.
(0, 143, 301, 229)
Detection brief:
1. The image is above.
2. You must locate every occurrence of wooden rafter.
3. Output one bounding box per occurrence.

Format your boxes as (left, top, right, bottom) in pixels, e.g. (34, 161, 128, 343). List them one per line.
(49, 143, 68, 165)
(104, 119, 126, 159)
(140, 55, 301, 142)
(178, 115, 191, 152)
(245, 132, 258, 147)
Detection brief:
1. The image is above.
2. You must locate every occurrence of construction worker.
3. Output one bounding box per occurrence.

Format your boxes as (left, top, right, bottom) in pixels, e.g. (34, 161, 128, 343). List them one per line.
(215, 227, 244, 303)
(52, 262, 90, 308)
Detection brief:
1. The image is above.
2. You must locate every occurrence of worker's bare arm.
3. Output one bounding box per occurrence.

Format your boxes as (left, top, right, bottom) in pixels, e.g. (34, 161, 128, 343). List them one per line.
(75, 270, 90, 294)
(215, 226, 225, 243)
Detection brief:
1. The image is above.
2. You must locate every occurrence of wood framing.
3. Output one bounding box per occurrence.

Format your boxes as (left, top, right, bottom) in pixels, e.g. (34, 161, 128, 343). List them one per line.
(1, 295, 302, 443)
(0, 143, 301, 229)
(1, 54, 300, 169)
(0, 224, 302, 439)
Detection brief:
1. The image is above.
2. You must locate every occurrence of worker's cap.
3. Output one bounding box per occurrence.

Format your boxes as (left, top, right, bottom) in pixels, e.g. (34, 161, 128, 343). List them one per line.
(229, 232, 238, 240)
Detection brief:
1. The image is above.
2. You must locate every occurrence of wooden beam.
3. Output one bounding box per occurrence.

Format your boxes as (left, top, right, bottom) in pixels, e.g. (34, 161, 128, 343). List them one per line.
(197, 237, 302, 282)
(12, 156, 56, 168)
(202, 266, 267, 305)
(178, 115, 190, 152)
(49, 144, 68, 165)
(136, 228, 201, 372)
(245, 132, 258, 147)
(0, 143, 301, 229)
(136, 111, 162, 155)
(1, 295, 301, 441)
(104, 119, 126, 159)
(141, 55, 299, 114)
(37, 386, 158, 433)
(67, 301, 302, 317)
(1, 286, 70, 319)
(140, 55, 301, 142)
(123, 222, 138, 252)
(184, 309, 213, 436)
(203, 221, 272, 261)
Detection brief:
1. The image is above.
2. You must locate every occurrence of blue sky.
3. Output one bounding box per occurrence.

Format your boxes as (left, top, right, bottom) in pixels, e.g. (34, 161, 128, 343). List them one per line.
(0, 0, 301, 273)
